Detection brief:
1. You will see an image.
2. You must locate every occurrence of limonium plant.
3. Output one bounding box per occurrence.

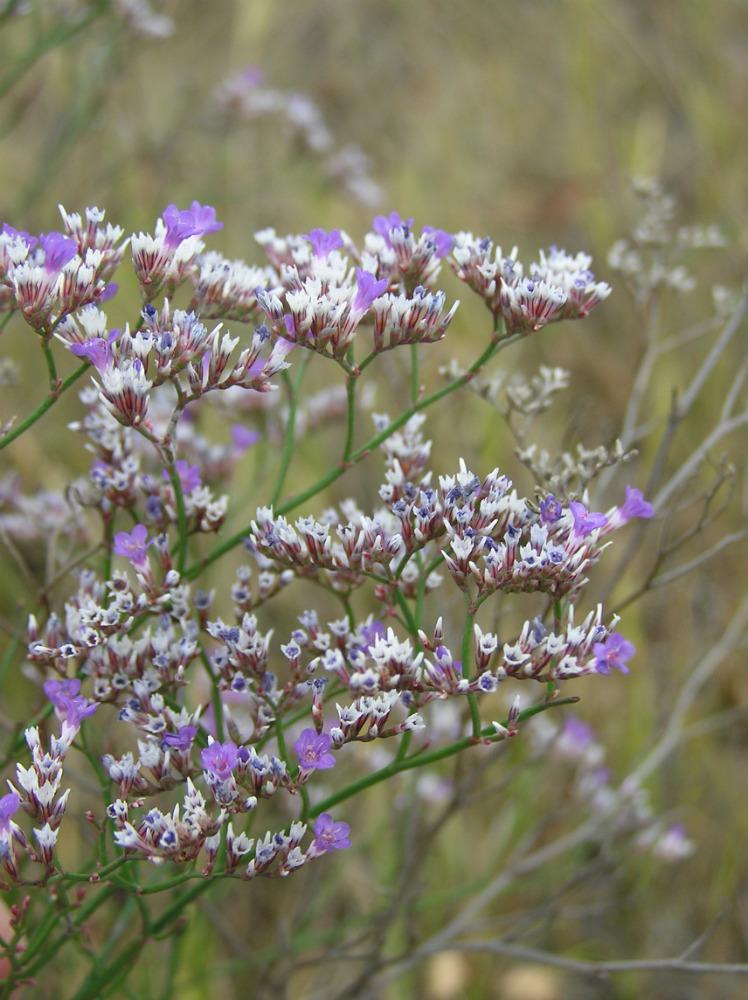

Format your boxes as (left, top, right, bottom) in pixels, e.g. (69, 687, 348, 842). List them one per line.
(0, 195, 742, 999)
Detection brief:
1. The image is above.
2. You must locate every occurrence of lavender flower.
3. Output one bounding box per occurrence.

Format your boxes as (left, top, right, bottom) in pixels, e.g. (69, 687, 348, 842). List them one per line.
(113, 524, 154, 568)
(39, 232, 78, 276)
(0, 792, 19, 835)
(294, 729, 336, 772)
(43, 678, 82, 708)
(201, 740, 238, 780)
(612, 485, 655, 526)
(164, 460, 202, 494)
(539, 494, 564, 524)
(569, 501, 608, 538)
(592, 632, 635, 675)
(351, 269, 389, 315)
(231, 425, 262, 452)
(162, 726, 198, 752)
(372, 212, 414, 247)
(69, 328, 120, 372)
(312, 812, 351, 852)
(303, 228, 344, 259)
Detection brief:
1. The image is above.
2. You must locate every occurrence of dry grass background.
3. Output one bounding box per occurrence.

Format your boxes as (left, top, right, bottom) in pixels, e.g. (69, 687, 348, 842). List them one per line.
(0, 1, 746, 998)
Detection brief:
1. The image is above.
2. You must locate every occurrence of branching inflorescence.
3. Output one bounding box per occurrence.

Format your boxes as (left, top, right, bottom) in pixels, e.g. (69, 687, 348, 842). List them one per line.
(3, 197, 725, 995)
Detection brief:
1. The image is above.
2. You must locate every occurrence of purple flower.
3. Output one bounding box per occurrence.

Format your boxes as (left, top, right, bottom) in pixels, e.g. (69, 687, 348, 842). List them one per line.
(619, 485, 654, 523)
(112, 524, 153, 568)
(561, 714, 596, 749)
(201, 740, 238, 780)
(312, 812, 351, 852)
(372, 212, 414, 248)
(360, 620, 386, 649)
(43, 678, 81, 708)
(0, 791, 19, 835)
(69, 328, 120, 373)
(60, 694, 98, 726)
(569, 501, 608, 538)
(422, 225, 453, 258)
(164, 460, 202, 494)
(294, 729, 336, 772)
(2, 223, 37, 249)
(39, 232, 78, 275)
(231, 425, 261, 452)
(162, 204, 199, 248)
(352, 269, 388, 314)
(162, 202, 223, 249)
(188, 201, 224, 237)
(162, 726, 198, 751)
(303, 228, 344, 259)
(539, 495, 564, 524)
(592, 632, 635, 675)
(45, 678, 97, 726)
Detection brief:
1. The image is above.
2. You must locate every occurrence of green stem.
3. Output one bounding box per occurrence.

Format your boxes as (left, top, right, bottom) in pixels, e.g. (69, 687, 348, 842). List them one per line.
(342, 369, 358, 463)
(311, 696, 578, 817)
(165, 461, 189, 574)
(0, 360, 89, 451)
(460, 598, 483, 738)
(270, 358, 310, 507)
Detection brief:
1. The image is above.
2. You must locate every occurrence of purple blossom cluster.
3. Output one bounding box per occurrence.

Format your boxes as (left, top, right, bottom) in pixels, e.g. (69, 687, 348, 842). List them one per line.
(1, 199, 657, 888)
(451, 235, 611, 337)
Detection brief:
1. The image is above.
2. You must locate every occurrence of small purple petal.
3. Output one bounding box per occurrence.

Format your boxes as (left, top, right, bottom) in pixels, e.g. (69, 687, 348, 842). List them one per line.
(0, 791, 20, 832)
(352, 269, 388, 314)
(44, 678, 82, 708)
(422, 226, 453, 258)
(113, 524, 153, 568)
(570, 501, 608, 538)
(303, 228, 343, 260)
(619, 486, 654, 522)
(164, 460, 202, 494)
(539, 495, 564, 524)
(162, 204, 198, 249)
(312, 812, 351, 852)
(201, 740, 238, 780)
(294, 728, 336, 772)
(162, 726, 198, 751)
(39, 232, 78, 275)
(231, 425, 262, 452)
(189, 201, 223, 236)
(2, 224, 37, 249)
(372, 212, 414, 248)
(593, 632, 635, 675)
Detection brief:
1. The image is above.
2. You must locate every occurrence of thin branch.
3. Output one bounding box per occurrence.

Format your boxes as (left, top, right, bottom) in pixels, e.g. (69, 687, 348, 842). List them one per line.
(648, 529, 747, 589)
(653, 409, 748, 510)
(418, 939, 748, 977)
(678, 277, 748, 417)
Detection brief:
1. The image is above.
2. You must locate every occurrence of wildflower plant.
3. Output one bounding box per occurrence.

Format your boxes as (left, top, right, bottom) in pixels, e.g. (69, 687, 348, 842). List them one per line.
(0, 186, 745, 999)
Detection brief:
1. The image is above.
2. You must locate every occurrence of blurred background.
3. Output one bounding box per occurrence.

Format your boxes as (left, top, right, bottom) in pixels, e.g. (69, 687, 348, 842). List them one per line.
(0, 1, 746, 998)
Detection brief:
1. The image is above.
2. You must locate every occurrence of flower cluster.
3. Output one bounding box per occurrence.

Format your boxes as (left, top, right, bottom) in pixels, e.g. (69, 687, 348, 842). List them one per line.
(451, 234, 611, 336)
(1, 200, 651, 895)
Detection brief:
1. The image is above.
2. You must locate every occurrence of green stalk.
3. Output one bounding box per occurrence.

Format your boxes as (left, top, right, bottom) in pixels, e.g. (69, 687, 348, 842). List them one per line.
(0, 361, 89, 451)
(310, 696, 578, 818)
(460, 597, 483, 738)
(270, 357, 311, 507)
